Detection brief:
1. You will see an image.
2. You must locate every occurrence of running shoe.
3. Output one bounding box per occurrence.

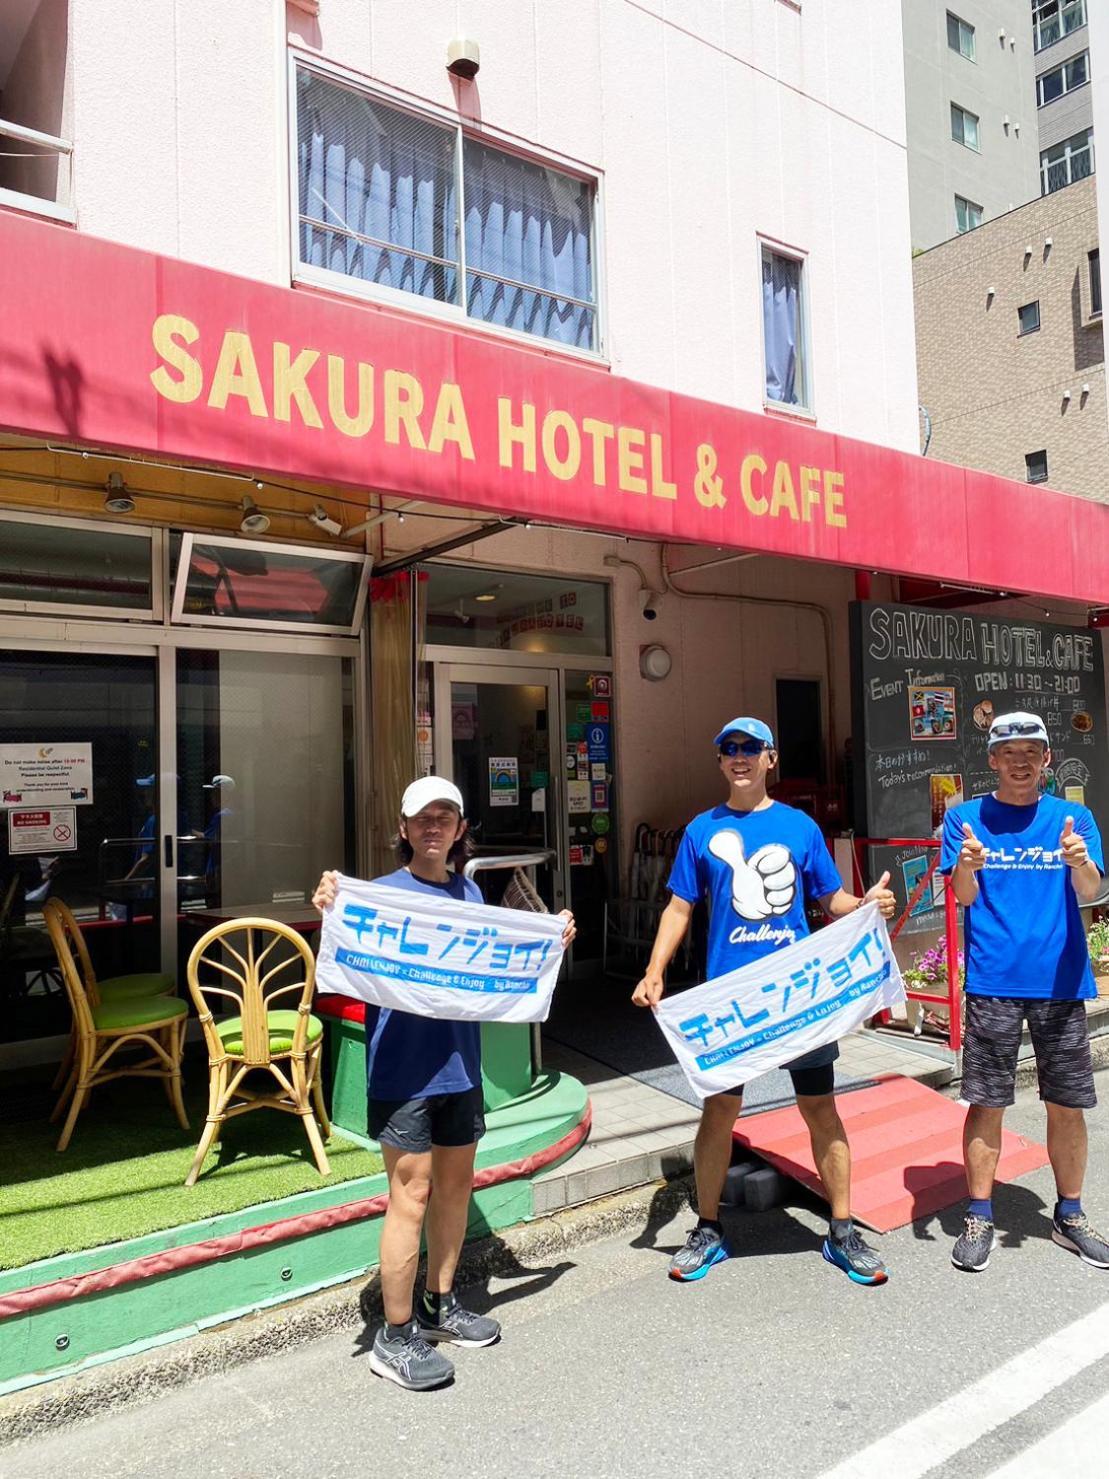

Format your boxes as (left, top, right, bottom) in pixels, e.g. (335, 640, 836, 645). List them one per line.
(1052, 1207, 1109, 1269)
(951, 1212, 997, 1272)
(669, 1223, 730, 1282)
(416, 1294, 501, 1347)
(822, 1225, 888, 1285)
(369, 1321, 455, 1391)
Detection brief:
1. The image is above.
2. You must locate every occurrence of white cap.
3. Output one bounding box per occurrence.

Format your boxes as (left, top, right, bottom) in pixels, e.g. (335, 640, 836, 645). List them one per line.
(400, 775, 464, 817)
(203, 773, 236, 791)
(988, 712, 1049, 748)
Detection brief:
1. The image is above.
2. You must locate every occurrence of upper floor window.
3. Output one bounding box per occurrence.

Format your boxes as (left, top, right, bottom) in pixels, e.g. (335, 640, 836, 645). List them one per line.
(293, 64, 599, 354)
(1037, 51, 1089, 107)
(0, 0, 73, 222)
(950, 103, 980, 151)
(1041, 128, 1094, 194)
(955, 194, 983, 233)
(1032, 0, 1086, 54)
(1090, 249, 1102, 316)
(1025, 450, 1048, 484)
(760, 244, 811, 412)
(1017, 300, 1041, 335)
(946, 12, 975, 61)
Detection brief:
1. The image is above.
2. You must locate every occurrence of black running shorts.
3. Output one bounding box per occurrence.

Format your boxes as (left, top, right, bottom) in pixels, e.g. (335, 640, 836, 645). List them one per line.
(961, 995, 1096, 1110)
(368, 1085, 486, 1153)
(717, 1040, 839, 1100)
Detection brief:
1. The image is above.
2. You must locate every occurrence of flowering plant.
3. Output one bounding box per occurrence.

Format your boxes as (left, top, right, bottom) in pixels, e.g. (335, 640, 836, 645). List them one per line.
(901, 941, 965, 991)
(1088, 919, 1109, 974)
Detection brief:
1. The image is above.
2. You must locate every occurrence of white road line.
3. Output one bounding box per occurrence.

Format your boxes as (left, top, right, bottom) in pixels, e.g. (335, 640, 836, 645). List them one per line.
(818, 1300, 1109, 1479)
(984, 1390, 1109, 1476)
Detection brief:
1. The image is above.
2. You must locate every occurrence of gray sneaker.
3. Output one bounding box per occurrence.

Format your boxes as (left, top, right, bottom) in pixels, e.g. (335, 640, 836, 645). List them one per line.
(669, 1223, 730, 1282)
(369, 1321, 455, 1390)
(951, 1212, 997, 1272)
(1052, 1208, 1109, 1269)
(416, 1294, 501, 1347)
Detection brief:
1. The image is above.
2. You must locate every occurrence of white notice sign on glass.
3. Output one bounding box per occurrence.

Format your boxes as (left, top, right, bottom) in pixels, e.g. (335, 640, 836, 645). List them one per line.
(0, 744, 94, 808)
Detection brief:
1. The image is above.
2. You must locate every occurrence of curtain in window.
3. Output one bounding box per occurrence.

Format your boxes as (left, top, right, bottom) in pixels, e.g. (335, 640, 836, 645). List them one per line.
(463, 140, 595, 349)
(762, 252, 801, 405)
(297, 72, 459, 303)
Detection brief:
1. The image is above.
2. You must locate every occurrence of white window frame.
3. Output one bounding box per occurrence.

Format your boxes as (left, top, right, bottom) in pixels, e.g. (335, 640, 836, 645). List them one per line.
(1036, 51, 1089, 108)
(950, 102, 980, 151)
(0, 508, 158, 619)
(287, 53, 607, 364)
(954, 194, 983, 233)
(1040, 129, 1095, 195)
(757, 237, 814, 419)
(1033, 0, 1086, 54)
(0, 117, 75, 224)
(171, 532, 372, 636)
(946, 12, 975, 62)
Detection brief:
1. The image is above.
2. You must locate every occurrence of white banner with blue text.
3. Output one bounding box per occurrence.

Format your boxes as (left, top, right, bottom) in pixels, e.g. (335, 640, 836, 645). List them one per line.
(316, 875, 565, 1024)
(654, 902, 905, 1100)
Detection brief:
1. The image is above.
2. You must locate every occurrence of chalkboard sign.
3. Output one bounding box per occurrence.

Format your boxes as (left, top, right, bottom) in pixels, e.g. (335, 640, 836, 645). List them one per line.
(850, 601, 1106, 935)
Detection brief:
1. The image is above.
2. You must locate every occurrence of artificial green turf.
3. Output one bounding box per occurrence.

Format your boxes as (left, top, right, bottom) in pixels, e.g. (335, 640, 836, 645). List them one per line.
(0, 1073, 382, 1271)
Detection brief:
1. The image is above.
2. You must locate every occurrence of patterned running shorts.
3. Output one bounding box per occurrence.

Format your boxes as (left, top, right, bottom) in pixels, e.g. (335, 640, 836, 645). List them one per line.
(961, 995, 1096, 1110)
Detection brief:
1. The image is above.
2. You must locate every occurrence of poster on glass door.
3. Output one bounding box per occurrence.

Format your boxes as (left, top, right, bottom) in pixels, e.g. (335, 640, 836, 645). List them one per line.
(1, 743, 94, 807)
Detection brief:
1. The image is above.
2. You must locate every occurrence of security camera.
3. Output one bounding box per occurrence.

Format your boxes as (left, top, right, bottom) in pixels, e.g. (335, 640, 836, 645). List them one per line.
(307, 504, 343, 537)
(640, 589, 662, 621)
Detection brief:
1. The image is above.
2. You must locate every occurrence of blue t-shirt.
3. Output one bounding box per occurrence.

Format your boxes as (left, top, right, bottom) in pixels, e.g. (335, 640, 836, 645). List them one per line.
(363, 868, 484, 1100)
(941, 794, 1104, 1000)
(667, 801, 842, 979)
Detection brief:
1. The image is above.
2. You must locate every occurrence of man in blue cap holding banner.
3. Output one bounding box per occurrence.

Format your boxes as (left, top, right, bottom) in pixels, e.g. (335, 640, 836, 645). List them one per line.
(632, 716, 897, 1285)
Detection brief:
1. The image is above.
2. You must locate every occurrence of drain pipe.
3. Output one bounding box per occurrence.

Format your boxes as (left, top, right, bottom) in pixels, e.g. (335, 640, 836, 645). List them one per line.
(658, 545, 839, 775)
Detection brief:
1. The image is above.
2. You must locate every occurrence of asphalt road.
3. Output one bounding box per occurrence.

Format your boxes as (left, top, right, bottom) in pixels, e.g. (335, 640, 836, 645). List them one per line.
(9, 1073, 1109, 1479)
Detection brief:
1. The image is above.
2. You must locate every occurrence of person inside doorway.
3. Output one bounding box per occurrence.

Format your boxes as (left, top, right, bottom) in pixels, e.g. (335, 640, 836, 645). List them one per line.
(199, 773, 235, 899)
(631, 717, 897, 1285)
(942, 711, 1107, 1273)
(313, 776, 576, 1391)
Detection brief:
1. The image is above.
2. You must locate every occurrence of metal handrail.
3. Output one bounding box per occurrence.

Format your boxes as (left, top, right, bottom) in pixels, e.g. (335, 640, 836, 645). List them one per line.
(0, 117, 72, 153)
(463, 850, 555, 879)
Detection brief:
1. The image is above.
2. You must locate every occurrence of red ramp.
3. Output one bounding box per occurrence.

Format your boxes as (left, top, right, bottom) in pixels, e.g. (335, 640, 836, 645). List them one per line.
(732, 1074, 1049, 1233)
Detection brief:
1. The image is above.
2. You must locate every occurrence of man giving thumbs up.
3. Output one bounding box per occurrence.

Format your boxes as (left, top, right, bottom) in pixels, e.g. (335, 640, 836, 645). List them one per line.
(941, 711, 1107, 1274)
(632, 716, 896, 1287)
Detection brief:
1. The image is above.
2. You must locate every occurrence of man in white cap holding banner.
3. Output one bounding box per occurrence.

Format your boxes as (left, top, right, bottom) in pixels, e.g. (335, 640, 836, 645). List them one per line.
(314, 776, 575, 1390)
(633, 717, 897, 1286)
(942, 711, 1107, 1274)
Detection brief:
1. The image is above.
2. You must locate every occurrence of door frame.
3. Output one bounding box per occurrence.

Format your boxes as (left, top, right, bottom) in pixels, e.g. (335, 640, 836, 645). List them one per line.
(432, 660, 569, 914)
(0, 616, 365, 983)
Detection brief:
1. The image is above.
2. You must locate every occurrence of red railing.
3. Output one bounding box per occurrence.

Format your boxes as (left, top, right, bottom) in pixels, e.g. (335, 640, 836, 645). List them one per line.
(849, 836, 962, 1053)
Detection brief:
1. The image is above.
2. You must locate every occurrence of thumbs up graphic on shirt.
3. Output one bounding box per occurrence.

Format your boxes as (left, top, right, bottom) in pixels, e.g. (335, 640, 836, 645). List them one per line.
(708, 829, 797, 921)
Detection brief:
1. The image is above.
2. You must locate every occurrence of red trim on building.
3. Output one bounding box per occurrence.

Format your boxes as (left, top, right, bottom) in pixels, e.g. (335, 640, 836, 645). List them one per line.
(0, 1105, 592, 1321)
(0, 210, 1104, 603)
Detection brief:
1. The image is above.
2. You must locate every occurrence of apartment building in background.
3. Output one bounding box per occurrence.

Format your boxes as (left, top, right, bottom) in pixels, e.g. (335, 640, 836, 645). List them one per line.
(914, 174, 1105, 501)
(903, 1, 1040, 250)
(1034, 1, 1094, 197)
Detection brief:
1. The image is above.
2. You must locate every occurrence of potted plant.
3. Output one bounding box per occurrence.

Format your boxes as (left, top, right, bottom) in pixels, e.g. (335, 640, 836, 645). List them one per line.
(1088, 919, 1109, 997)
(900, 941, 965, 1038)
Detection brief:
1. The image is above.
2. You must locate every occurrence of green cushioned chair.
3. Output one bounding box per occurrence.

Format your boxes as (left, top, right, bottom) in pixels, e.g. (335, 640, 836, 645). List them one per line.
(185, 918, 331, 1187)
(43, 899, 189, 1152)
(215, 1009, 323, 1057)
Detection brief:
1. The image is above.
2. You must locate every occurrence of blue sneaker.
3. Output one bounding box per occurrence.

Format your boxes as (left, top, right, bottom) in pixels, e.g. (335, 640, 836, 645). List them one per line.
(822, 1226, 888, 1285)
(669, 1223, 729, 1281)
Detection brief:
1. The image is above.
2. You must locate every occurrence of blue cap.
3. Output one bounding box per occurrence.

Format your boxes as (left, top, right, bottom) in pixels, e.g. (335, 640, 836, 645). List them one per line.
(713, 717, 775, 749)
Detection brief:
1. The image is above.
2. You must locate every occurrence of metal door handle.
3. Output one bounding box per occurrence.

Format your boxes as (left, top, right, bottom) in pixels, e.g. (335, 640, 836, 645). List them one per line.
(164, 834, 173, 867)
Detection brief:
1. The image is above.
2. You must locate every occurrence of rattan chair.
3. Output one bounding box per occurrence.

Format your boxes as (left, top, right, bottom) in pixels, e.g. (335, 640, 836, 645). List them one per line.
(184, 918, 330, 1187)
(45, 895, 176, 1090)
(43, 899, 189, 1152)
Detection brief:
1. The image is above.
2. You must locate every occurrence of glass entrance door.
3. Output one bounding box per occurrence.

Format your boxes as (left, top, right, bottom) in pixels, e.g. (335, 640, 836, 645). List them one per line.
(173, 646, 357, 979)
(0, 648, 160, 1054)
(435, 664, 565, 914)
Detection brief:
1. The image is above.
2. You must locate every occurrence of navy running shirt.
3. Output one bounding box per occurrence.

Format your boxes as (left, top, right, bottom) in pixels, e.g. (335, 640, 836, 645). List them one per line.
(941, 794, 1104, 1001)
(667, 801, 842, 979)
(363, 868, 484, 1100)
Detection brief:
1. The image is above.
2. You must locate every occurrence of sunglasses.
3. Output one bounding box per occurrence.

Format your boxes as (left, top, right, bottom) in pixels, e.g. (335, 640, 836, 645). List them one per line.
(991, 721, 1045, 739)
(719, 738, 769, 758)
